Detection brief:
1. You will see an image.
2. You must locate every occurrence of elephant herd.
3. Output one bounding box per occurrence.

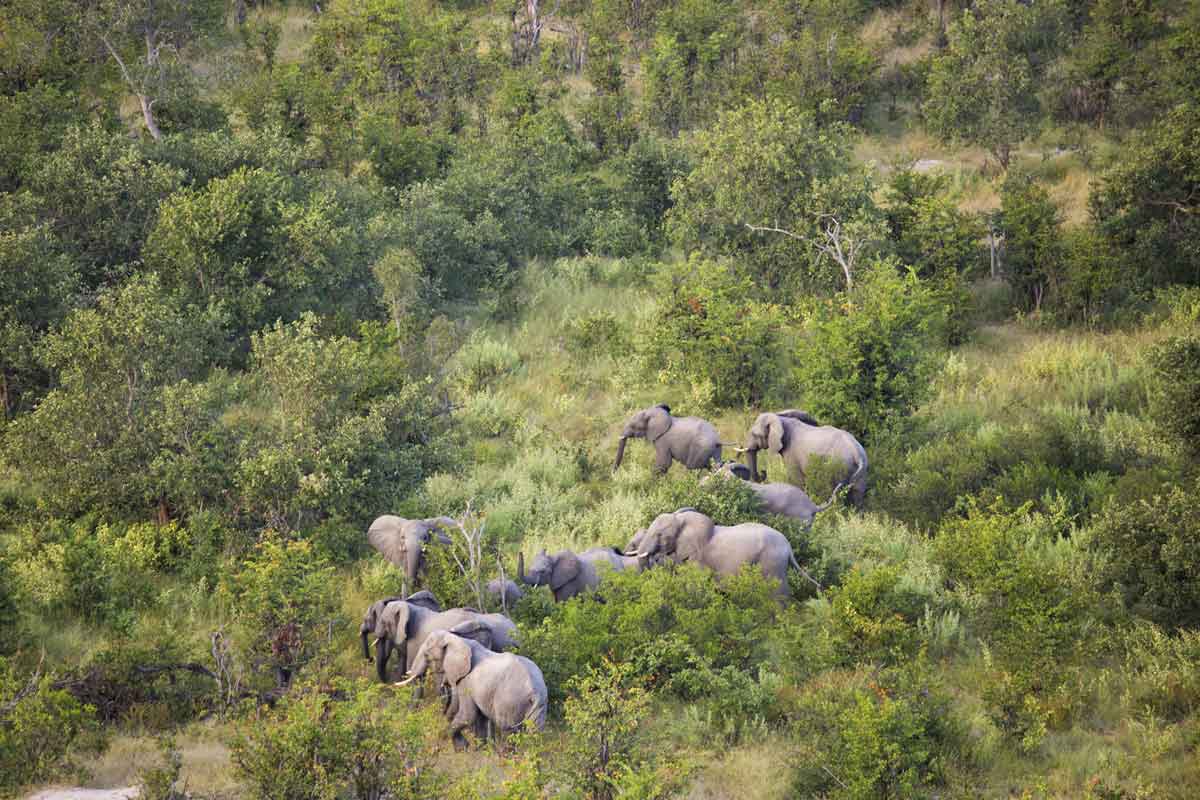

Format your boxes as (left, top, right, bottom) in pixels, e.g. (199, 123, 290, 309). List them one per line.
(359, 404, 869, 748)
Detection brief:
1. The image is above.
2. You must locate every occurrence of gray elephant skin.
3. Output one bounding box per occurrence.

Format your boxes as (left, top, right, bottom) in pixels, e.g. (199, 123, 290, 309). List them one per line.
(358, 591, 442, 661)
(398, 629, 547, 750)
(486, 577, 524, 610)
(613, 404, 722, 474)
(743, 411, 868, 508)
(366, 599, 517, 684)
(518, 546, 643, 602)
(367, 515, 456, 590)
(710, 461, 844, 528)
(627, 507, 803, 599)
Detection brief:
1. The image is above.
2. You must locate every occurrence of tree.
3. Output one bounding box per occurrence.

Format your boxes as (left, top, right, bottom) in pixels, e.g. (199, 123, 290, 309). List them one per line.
(81, 0, 225, 140)
(668, 98, 877, 293)
(791, 260, 948, 440)
(923, 1, 1043, 170)
(2, 274, 222, 516)
(999, 173, 1063, 312)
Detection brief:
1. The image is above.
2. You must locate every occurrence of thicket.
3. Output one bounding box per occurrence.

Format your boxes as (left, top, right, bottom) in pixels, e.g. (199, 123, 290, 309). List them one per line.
(2, 0, 1200, 797)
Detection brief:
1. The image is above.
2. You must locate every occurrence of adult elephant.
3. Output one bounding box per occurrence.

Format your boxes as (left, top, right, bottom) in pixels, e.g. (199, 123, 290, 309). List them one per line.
(612, 404, 722, 475)
(517, 546, 643, 602)
(365, 599, 517, 685)
(367, 515, 457, 592)
(358, 591, 442, 662)
(709, 462, 844, 529)
(626, 508, 802, 599)
(396, 629, 547, 750)
(742, 411, 868, 508)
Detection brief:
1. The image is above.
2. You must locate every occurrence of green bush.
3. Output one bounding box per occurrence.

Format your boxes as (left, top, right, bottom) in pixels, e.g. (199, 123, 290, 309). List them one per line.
(0, 657, 103, 795)
(792, 260, 948, 440)
(451, 331, 522, 394)
(231, 680, 446, 800)
(635, 256, 792, 407)
(1089, 479, 1200, 627)
(933, 501, 1106, 739)
(220, 536, 341, 689)
(1146, 335, 1200, 460)
(563, 310, 629, 358)
(786, 664, 956, 799)
(827, 565, 926, 665)
(518, 565, 779, 704)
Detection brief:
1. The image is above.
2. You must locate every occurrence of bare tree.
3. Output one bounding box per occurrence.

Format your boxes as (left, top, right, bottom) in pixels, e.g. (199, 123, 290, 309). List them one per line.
(444, 502, 486, 611)
(745, 213, 881, 289)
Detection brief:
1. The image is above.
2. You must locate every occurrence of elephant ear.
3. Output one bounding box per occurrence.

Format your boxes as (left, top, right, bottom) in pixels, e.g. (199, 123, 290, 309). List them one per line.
(443, 634, 474, 685)
(766, 414, 788, 454)
(646, 406, 673, 442)
(550, 551, 581, 592)
(448, 620, 494, 651)
(674, 511, 713, 563)
(404, 590, 441, 612)
(727, 462, 753, 480)
(367, 516, 407, 568)
(379, 601, 412, 638)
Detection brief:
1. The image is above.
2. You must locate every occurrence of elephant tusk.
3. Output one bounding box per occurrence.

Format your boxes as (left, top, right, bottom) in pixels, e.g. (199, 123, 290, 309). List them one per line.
(636, 551, 651, 558)
(393, 675, 417, 687)
(732, 446, 748, 453)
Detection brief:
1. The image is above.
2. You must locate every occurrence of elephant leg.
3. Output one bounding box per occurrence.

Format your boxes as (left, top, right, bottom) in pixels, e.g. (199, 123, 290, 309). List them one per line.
(451, 696, 479, 752)
(653, 443, 673, 475)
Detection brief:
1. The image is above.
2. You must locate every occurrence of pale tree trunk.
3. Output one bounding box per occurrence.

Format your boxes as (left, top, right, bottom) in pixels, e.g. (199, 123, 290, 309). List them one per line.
(101, 33, 163, 141)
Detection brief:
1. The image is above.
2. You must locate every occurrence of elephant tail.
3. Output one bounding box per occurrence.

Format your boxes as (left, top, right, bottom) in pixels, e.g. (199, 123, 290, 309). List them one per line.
(789, 553, 823, 592)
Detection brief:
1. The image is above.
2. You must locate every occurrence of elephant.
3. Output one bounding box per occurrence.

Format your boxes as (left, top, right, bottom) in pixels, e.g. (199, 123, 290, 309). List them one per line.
(365, 599, 517, 685)
(613, 404, 723, 475)
(517, 546, 643, 602)
(358, 591, 442, 662)
(367, 515, 457, 592)
(626, 507, 804, 599)
(708, 461, 845, 528)
(486, 577, 524, 611)
(396, 629, 548, 750)
(743, 411, 868, 508)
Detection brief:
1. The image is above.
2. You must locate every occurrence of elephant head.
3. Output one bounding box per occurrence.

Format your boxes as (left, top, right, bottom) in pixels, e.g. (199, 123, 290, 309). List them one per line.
(398, 629, 476, 689)
(744, 413, 787, 482)
(628, 508, 714, 564)
(613, 404, 672, 471)
(360, 596, 404, 662)
(704, 461, 754, 484)
(372, 600, 416, 683)
(518, 549, 581, 594)
(367, 516, 457, 587)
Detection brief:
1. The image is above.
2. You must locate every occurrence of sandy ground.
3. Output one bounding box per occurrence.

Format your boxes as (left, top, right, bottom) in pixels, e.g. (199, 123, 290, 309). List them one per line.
(25, 789, 138, 800)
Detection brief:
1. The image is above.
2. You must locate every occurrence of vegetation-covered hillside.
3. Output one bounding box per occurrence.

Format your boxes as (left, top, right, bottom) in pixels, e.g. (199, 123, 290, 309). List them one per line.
(2, 0, 1199, 797)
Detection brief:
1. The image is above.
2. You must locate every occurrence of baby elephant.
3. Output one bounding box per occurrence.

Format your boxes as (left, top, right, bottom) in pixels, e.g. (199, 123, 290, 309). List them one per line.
(397, 629, 548, 750)
(709, 462, 844, 528)
(517, 547, 643, 602)
(486, 577, 525, 610)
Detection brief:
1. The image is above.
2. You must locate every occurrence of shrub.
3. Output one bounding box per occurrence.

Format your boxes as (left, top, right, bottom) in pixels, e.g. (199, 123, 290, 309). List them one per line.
(220, 536, 341, 689)
(0, 657, 103, 795)
(933, 501, 1105, 739)
(1088, 479, 1200, 627)
(635, 256, 792, 407)
(450, 332, 522, 394)
(563, 311, 629, 358)
(231, 680, 446, 800)
(827, 565, 926, 665)
(518, 565, 778, 704)
(786, 664, 956, 799)
(792, 260, 948, 440)
(1146, 335, 1200, 460)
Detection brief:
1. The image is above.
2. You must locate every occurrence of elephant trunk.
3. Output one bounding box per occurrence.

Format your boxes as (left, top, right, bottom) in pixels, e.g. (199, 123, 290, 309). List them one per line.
(517, 551, 527, 584)
(375, 636, 394, 683)
(746, 449, 761, 482)
(612, 436, 628, 472)
(405, 543, 422, 588)
(361, 629, 372, 662)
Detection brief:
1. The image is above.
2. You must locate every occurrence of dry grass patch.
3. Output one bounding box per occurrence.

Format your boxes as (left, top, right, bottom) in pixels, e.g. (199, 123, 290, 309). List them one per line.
(684, 737, 795, 800)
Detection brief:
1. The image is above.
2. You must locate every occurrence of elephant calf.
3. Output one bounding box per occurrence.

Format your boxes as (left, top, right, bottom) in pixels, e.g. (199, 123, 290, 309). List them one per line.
(397, 629, 548, 750)
(486, 577, 524, 610)
(709, 462, 844, 528)
(627, 507, 805, 599)
(518, 546, 643, 602)
(613, 404, 723, 475)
